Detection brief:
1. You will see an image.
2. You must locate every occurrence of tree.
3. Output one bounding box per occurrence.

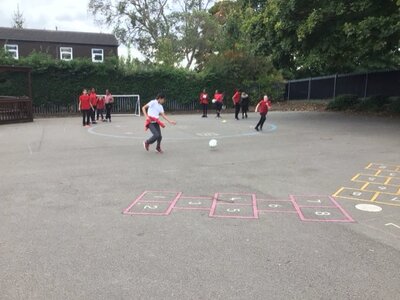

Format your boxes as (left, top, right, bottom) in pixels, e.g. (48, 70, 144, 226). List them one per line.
(88, 0, 217, 68)
(12, 4, 25, 29)
(247, 0, 400, 78)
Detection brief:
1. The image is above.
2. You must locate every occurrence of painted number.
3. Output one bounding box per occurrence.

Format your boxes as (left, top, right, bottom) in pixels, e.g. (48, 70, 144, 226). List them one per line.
(315, 211, 331, 216)
(226, 208, 240, 213)
(368, 177, 376, 181)
(188, 201, 202, 205)
(352, 192, 362, 196)
(391, 197, 400, 202)
(379, 165, 387, 169)
(268, 204, 282, 208)
(144, 205, 158, 210)
(378, 186, 387, 190)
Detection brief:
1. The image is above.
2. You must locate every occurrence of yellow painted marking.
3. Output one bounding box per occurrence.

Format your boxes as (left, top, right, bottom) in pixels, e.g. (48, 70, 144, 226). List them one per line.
(384, 177, 392, 185)
(365, 163, 373, 169)
(370, 192, 379, 202)
(332, 187, 345, 197)
(375, 170, 381, 176)
(351, 173, 361, 181)
(361, 182, 369, 190)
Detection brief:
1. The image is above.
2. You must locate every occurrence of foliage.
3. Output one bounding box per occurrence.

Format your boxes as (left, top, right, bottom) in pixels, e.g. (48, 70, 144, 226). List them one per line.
(88, 0, 216, 69)
(246, 0, 400, 78)
(326, 94, 360, 110)
(355, 95, 390, 112)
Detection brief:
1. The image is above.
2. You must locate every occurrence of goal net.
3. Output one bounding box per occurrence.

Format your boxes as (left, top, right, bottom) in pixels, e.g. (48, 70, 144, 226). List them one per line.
(98, 94, 141, 116)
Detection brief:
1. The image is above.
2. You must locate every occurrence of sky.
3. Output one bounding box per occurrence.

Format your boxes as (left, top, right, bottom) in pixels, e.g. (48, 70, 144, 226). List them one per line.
(0, 0, 135, 58)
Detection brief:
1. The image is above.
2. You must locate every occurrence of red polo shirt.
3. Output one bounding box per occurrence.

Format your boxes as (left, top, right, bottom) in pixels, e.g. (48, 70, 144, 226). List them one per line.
(97, 97, 105, 109)
(214, 93, 223, 103)
(199, 92, 209, 104)
(257, 100, 269, 114)
(89, 93, 98, 106)
(232, 91, 241, 104)
(79, 94, 91, 110)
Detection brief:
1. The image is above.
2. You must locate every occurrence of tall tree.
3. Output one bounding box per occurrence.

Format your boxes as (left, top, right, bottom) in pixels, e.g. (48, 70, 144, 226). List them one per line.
(12, 4, 25, 29)
(247, 0, 400, 77)
(88, 0, 216, 68)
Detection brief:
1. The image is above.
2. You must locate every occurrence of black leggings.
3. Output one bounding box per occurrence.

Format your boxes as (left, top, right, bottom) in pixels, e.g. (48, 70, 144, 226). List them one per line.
(82, 109, 91, 125)
(147, 122, 162, 147)
(105, 103, 112, 120)
(234, 103, 241, 119)
(202, 103, 208, 116)
(255, 113, 267, 129)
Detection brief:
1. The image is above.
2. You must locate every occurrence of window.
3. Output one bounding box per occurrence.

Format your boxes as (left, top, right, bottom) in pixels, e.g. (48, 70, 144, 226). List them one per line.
(91, 48, 104, 63)
(60, 47, 73, 61)
(4, 44, 19, 59)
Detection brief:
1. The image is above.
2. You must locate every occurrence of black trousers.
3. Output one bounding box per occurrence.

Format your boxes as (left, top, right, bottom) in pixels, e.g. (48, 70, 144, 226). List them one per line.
(147, 122, 162, 147)
(82, 109, 91, 125)
(105, 103, 112, 120)
(91, 106, 97, 122)
(255, 113, 267, 129)
(202, 103, 208, 116)
(241, 103, 249, 117)
(97, 108, 104, 120)
(215, 102, 222, 117)
(234, 103, 241, 119)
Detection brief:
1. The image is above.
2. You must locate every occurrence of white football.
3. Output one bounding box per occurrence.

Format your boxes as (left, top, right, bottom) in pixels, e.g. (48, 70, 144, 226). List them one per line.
(209, 139, 218, 148)
(212, 99, 216, 103)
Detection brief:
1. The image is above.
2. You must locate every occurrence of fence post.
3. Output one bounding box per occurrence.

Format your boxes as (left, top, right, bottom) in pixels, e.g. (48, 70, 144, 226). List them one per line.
(287, 81, 291, 100)
(363, 72, 369, 100)
(307, 78, 311, 100)
(333, 74, 338, 99)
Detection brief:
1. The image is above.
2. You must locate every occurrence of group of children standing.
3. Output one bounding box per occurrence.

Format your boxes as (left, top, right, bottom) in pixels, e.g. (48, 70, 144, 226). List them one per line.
(78, 88, 114, 127)
(199, 89, 271, 131)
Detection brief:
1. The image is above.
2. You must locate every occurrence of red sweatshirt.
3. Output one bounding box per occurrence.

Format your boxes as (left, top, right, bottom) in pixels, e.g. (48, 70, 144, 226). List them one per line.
(97, 97, 105, 109)
(79, 94, 91, 110)
(89, 93, 98, 106)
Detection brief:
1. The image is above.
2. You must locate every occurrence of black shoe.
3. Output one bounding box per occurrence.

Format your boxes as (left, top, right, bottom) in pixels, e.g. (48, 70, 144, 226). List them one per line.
(143, 141, 149, 151)
(255, 127, 259, 131)
(156, 147, 164, 154)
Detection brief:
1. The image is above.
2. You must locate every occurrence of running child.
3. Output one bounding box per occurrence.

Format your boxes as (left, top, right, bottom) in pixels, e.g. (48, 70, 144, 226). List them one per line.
(96, 95, 105, 121)
(199, 88, 209, 118)
(142, 94, 176, 153)
(89, 88, 98, 124)
(254, 95, 271, 131)
(213, 90, 224, 118)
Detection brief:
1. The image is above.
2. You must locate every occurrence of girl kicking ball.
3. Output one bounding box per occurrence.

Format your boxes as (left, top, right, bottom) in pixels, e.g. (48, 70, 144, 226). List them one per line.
(255, 95, 271, 131)
(142, 94, 176, 153)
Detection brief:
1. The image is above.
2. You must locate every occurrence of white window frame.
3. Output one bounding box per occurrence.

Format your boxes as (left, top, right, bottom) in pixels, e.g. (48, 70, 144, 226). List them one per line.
(91, 48, 104, 63)
(60, 47, 73, 61)
(4, 44, 19, 59)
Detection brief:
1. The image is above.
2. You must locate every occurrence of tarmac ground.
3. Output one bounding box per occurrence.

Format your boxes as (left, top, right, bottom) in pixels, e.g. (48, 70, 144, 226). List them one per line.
(1, 111, 400, 299)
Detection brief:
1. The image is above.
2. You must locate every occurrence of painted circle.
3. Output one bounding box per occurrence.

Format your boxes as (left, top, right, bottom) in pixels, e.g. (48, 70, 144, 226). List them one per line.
(355, 204, 382, 212)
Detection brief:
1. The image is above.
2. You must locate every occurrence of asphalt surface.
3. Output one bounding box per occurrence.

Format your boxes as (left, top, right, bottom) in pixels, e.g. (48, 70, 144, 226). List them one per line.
(1, 111, 400, 299)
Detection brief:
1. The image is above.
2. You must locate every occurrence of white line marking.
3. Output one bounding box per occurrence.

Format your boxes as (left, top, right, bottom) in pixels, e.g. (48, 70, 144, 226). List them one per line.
(385, 223, 400, 229)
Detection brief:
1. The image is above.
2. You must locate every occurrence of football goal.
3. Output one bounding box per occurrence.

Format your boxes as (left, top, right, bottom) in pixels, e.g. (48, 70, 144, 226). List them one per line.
(98, 94, 141, 116)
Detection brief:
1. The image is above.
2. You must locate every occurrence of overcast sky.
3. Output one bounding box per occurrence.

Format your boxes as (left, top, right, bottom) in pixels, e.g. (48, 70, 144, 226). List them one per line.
(0, 0, 134, 58)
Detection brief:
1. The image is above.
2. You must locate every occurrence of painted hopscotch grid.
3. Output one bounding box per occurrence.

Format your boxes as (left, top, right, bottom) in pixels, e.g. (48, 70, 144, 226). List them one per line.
(209, 193, 258, 219)
(123, 191, 182, 216)
(123, 191, 355, 222)
(333, 163, 400, 207)
(290, 195, 355, 222)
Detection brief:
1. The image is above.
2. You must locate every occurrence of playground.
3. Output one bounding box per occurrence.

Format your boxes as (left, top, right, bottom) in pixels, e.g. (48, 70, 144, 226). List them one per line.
(1, 111, 400, 299)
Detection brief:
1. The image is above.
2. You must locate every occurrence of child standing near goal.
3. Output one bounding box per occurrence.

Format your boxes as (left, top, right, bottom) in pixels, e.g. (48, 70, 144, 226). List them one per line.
(104, 89, 113, 122)
(254, 95, 271, 131)
(142, 94, 176, 153)
(78, 89, 93, 127)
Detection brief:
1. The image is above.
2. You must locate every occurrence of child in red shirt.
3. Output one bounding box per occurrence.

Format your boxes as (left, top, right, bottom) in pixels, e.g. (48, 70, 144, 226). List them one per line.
(78, 89, 93, 127)
(232, 89, 241, 120)
(254, 95, 271, 131)
(89, 88, 98, 124)
(199, 88, 209, 118)
(96, 96, 105, 121)
(213, 90, 224, 118)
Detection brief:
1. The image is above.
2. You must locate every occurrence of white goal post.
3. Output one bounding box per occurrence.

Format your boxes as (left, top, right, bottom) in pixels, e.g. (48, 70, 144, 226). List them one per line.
(98, 94, 141, 116)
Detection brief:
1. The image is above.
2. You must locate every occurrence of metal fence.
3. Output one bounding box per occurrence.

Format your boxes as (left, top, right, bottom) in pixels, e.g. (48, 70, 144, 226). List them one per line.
(32, 98, 199, 116)
(0, 96, 33, 124)
(285, 70, 400, 100)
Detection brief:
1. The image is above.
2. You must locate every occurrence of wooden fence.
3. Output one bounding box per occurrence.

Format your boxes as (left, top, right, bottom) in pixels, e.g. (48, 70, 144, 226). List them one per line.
(0, 96, 33, 124)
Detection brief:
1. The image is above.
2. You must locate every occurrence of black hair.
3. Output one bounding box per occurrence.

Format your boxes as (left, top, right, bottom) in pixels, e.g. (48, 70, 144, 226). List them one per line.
(156, 93, 165, 99)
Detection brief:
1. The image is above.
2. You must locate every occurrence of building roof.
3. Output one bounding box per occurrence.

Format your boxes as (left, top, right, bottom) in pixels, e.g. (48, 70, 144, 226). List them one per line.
(0, 27, 119, 46)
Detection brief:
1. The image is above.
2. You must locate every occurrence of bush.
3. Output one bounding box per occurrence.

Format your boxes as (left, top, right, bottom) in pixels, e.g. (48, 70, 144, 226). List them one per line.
(326, 94, 360, 111)
(385, 97, 400, 114)
(355, 95, 390, 112)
